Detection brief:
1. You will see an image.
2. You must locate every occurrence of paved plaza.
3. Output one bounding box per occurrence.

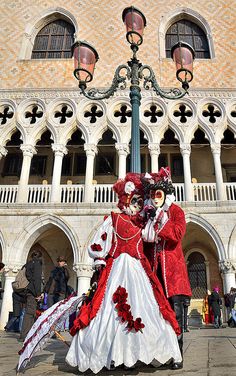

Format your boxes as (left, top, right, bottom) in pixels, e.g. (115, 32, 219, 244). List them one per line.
(0, 326, 236, 376)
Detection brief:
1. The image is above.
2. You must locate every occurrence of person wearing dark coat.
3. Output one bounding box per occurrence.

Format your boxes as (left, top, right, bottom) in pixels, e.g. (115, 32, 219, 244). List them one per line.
(209, 287, 222, 328)
(4, 289, 26, 332)
(44, 256, 70, 308)
(19, 250, 43, 341)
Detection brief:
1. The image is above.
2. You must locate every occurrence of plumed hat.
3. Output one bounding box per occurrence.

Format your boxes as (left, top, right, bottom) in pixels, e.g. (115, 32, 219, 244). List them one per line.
(113, 173, 144, 211)
(142, 167, 175, 195)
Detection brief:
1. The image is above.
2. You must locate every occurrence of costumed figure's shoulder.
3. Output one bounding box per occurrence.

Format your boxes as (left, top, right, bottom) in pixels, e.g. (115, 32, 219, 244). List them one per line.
(170, 202, 185, 215)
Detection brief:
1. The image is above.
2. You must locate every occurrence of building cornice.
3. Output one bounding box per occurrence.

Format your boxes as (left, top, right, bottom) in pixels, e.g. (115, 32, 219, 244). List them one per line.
(1, 88, 236, 100)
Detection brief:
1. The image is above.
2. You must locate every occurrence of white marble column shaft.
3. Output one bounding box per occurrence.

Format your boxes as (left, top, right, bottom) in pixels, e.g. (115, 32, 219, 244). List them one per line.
(50, 144, 68, 203)
(84, 144, 97, 203)
(17, 145, 36, 203)
(148, 143, 160, 173)
(180, 143, 193, 201)
(211, 144, 226, 201)
(0, 270, 15, 329)
(115, 143, 129, 179)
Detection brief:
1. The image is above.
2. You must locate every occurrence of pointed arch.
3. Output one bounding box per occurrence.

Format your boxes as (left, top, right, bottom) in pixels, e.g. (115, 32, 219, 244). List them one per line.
(61, 124, 86, 146)
(159, 7, 215, 59)
(228, 224, 236, 260)
(159, 125, 182, 144)
(11, 214, 81, 264)
(31, 125, 55, 146)
(139, 122, 153, 144)
(0, 123, 25, 146)
(185, 213, 226, 260)
(19, 8, 78, 60)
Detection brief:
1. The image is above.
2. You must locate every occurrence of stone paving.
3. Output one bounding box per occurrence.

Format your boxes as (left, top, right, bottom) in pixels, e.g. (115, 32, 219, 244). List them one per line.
(0, 326, 236, 376)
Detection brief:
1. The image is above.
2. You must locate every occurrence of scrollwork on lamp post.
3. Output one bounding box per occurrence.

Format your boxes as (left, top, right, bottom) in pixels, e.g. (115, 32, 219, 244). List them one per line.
(72, 6, 195, 173)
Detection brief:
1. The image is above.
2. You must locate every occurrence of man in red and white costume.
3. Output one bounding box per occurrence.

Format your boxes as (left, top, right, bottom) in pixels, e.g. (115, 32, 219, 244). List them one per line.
(142, 167, 192, 370)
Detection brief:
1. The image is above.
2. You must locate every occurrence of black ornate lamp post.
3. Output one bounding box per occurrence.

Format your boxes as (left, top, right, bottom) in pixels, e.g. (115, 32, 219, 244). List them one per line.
(72, 6, 195, 173)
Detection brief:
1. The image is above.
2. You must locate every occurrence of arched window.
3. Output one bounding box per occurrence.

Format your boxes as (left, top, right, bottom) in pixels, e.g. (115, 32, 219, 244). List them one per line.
(32, 19, 75, 59)
(187, 252, 207, 299)
(165, 19, 210, 59)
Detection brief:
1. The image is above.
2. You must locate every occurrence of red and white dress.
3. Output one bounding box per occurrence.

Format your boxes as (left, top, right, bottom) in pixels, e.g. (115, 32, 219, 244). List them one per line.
(66, 212, 182, 373)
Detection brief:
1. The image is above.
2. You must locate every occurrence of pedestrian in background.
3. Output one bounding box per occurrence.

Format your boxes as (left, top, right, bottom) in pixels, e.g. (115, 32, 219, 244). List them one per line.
(44, 256, 69, 308)
(202, 291, 211, 325)
(4, 290, 26, 332)
(228, 288, 236, 312)
(19, 250, 43, 341)
(209, 287, 222, 329)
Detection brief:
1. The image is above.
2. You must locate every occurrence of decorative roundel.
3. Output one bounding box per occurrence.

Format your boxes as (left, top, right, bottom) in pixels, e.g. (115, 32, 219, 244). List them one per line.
(173, 103, 193, 124)
(83, 103, 104, 124)
(229, 104, 236, 123)
(17, 99, 45, 126)
(143, 104, 164, 123)
(0, 102, 14, 126)
(53, 103, 74, 125)
(201, 103, 222, 124)
(113, 104, 131, 124)
(24, 103, 44, 125)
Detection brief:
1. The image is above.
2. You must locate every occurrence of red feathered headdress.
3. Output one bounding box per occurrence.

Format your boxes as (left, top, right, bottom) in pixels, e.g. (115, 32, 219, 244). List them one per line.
(144, 167, 171, 184)
(113, 173, 144, 211)
(142, 167, 174, 195)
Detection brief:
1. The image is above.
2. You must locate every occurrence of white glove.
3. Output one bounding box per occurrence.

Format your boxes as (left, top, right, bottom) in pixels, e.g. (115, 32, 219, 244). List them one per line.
(93, 258, 106, 270)
(162, 194, 175, 211)
(142, 219, 156, 242)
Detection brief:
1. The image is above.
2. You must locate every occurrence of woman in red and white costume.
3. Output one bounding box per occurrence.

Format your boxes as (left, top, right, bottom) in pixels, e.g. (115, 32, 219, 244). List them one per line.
(66, 173, 182, 373)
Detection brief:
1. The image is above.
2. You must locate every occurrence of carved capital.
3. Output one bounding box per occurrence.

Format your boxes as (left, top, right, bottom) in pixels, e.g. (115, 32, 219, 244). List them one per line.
(148, 143, 160, 155)
(219, 259, 236, 273)
(0, 146, 7, 158)
(115, 143, 129, 155)
(73, 263, 93, 278)
(20, 144, 37, 157)
(52, 144, 68, 156)
(3, 264, 24, 277)
(84, 144, 98, 156)
(180, 143, 191, 156)
(211, 143, 221, 155)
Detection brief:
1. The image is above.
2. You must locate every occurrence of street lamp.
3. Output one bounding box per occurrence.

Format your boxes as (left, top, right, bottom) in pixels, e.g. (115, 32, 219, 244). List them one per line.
(71, 6, 195, 173)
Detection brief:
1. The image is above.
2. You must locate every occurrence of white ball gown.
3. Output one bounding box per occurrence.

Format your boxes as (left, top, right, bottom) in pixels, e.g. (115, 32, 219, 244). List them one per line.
(66, 213, 182, 373)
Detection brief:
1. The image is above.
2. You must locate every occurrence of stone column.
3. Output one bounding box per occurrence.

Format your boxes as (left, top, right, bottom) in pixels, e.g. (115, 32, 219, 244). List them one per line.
(148, 143, 160, 173)
(115, 143, 129, 179)
(0, 267, 16, 329)
(211, 143, 226, 201)
(17, 144, 36, 203)
(205, 260, 211, 292)
(180, 143, 193, 201)
(50, 144, 68, 203)
(84, 144, 97, 203)
(73, 263, 93, 296)
(0, 146, 7, 160)
(219, 260, 236, 293)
